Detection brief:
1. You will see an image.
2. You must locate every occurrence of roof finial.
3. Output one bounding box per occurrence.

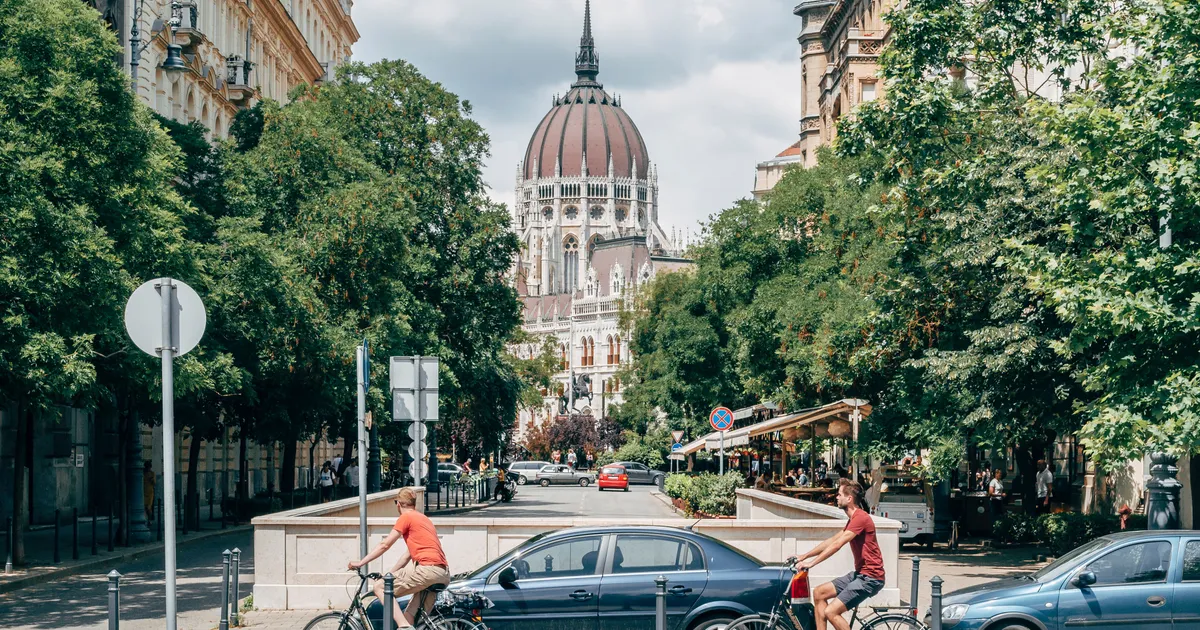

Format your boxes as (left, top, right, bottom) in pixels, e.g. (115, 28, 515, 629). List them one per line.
(573, 0, 601, 88)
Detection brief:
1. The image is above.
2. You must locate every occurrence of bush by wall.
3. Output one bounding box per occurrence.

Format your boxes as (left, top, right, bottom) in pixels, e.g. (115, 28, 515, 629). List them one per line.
(991, 511, 1150, 555)
(663, 472, 743, 517)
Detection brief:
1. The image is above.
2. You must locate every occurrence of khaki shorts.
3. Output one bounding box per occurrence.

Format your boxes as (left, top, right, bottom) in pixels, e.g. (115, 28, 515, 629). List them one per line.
(391, 563, 450, 598)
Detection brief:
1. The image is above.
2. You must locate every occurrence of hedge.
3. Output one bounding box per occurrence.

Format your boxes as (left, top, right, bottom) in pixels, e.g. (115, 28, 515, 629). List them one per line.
(992, 511, 1149, 555)
(663, 472, 743, 517)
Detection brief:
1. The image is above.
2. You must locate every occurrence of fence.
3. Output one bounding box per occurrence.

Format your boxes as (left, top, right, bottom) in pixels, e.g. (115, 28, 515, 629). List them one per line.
(423, 476, 498, 512)
(105, 547, 242, 629)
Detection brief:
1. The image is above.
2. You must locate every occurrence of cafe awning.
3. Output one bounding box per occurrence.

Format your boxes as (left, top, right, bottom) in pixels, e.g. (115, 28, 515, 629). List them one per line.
(675, 399, 871, 456)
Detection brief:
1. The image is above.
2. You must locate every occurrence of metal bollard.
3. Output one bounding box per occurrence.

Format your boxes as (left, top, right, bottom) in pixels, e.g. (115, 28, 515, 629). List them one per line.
(5, 517, 12, 574)
(73, 507, 79, 560)
(654, 575, 668, 630)
(930, 576, 943, 630)
(383, 573, 395, 630)
(231, 547, 241, 626)
(53, 508, 61, 563)
(909, 556, 920, 615)
(107, 503, 114, 552)
(219, 549, 231, 630)
(107, 570, 122, 630)
(91, 512, 98, 556)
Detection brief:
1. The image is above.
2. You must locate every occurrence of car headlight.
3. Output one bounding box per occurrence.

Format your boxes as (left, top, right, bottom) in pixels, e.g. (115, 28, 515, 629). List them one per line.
(942, 604, 969, 621)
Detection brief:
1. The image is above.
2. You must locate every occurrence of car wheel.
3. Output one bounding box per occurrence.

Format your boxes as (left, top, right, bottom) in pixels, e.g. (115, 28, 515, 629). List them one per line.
(689, 614, 738, 630)
(579, 478, 589, 487)
(623, 486, 629, 492)
(987, 624, 1037, 630)
(652, 474, 664, 487)
(516, 475, 527, 486)
(540, 479, 550, 487)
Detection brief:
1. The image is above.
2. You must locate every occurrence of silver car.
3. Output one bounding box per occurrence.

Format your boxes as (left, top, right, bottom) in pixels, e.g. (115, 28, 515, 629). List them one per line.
(506, 460, 551, 485)
(534, 464, 592, 487)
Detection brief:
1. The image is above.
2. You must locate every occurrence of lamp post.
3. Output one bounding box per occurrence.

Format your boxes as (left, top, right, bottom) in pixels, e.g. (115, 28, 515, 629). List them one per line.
(161, 2, 188, 73)
(130, 0, 186, 96)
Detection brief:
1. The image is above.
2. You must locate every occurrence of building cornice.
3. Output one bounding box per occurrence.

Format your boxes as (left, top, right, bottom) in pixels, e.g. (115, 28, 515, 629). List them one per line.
(793, 0, 836, 16)
(265, 0, 324, 80)
(317, 0, 360, 44)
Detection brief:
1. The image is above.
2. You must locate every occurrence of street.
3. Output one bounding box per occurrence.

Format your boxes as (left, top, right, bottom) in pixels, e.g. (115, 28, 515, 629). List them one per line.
(0, 530, 253, 630)
(456, 482, 682, 519)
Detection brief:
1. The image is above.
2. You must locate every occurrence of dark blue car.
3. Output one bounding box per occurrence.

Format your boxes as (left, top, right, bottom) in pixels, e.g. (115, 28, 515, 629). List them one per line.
(378, 525, 788, 630)
(932, 530, 1200, 630)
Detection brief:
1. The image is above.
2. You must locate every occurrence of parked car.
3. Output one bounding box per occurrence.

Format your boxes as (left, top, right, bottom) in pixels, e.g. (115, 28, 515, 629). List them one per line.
(398, 525, 787, 630)
(506, 460, 551, 486)
(931, 529, 1200, 630)
(610, 461, 665, 486)
(535, 464, 593, 487)
(436, 462, 463, 484)
(597, 465, 629, 492)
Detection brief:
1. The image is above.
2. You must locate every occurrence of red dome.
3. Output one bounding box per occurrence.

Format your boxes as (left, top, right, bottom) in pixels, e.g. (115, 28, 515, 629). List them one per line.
(522, 1, 650, 181)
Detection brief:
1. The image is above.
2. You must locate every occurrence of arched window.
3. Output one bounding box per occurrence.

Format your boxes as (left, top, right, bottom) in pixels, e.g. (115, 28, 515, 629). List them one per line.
(614, 336, 621, 364)
(563, 235, 579, 293)
(590, 206, 604, 220)
(564, 206, 579, 220)
(588, 337, 595, 366)
(543, 206, 554, 221)
(560, 343, 568, 370)
(606, 335, 614, 365)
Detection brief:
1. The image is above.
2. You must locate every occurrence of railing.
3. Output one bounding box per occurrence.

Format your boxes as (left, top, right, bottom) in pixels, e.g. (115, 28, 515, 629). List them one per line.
(423, 476, 498, 511)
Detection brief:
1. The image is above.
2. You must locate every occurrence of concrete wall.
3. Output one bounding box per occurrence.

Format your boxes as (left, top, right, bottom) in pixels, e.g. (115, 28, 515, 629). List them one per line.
(252, 489, 902, 610)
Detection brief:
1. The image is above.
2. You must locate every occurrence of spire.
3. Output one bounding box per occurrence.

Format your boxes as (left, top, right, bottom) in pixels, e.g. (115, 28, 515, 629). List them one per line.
(573, 0, 601, 87)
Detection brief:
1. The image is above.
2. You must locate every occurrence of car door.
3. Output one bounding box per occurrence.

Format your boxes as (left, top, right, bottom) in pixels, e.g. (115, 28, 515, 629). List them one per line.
(556, 465, 574, 484)
(1057, 539, 1174, 630)
(481, 534, 605, 630)
(1174, 538, 1200, 630)
(597, 534, 708, 630)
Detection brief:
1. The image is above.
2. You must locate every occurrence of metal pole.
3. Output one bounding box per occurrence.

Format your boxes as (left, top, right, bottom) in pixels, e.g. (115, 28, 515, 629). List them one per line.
(5, 517, 12, 574)
(231, 548, 241, 626)
(219, 550, 230, 630)
(930, 576, 943, 630)
(356, 346, 368, 594)
(909, 556, 920, 615)
(53, 508, 60, 563)
(107, 570, 122, 630)
(654, 575, 668, 630)
(160, 278, 179, 630)
(719, 432, 724, 475)
(383, 573, 395, 630)
(73, 507, 79, 560)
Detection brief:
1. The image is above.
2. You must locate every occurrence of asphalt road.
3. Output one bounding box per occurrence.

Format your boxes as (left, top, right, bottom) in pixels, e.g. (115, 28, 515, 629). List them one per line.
(0, 530, 254, 630)
(454, 480, 683, 519)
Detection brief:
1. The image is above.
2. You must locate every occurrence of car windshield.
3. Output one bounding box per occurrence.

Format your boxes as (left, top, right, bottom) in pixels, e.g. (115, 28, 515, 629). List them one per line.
(601, 467, 624, 475)
(1030, 537, 1114, 581)
(459, 532, 552, 580)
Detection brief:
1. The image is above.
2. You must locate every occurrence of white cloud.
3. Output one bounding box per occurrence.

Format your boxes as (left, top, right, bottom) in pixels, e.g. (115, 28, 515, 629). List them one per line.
(351, 0, 802, 234)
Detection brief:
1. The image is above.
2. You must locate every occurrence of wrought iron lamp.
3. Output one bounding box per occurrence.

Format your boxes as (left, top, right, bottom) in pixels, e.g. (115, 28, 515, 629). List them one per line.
(161, 2, 187, 72)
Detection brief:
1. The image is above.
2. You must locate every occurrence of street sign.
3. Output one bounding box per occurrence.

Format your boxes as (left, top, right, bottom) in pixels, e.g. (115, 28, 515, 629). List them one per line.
(390, 356, 440, 421)
(709, 407, 734, 432)
(407, 441, 428, 460)
(671, 443, 683, 452)
(671, 430, 685, 444)
(408, 460, 428, 482)
(124, 278, 206, 357)
(124, 278, 206, 630)
(407, 421, 428, 441)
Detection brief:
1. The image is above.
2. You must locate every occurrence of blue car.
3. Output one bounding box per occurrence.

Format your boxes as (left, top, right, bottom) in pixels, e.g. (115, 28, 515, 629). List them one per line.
(377, 525, 789, 630)
(932, 530, 1200, 630)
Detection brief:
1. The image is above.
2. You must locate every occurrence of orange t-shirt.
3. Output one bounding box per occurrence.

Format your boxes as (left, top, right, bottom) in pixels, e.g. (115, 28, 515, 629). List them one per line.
(394, 511, 448, 568)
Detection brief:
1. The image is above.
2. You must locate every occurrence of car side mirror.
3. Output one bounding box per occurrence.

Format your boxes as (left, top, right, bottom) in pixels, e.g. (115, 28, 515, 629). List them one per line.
(498, 566, 518, 587)
(1073, 571, 1097, 587)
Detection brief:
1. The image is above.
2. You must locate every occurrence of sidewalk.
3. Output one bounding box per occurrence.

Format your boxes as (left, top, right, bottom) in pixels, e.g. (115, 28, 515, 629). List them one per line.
(898, 543, 1049, 613)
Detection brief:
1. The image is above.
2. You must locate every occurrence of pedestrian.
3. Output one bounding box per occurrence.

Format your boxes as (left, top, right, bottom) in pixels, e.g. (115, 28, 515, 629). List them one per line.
(319, 462, 335, 502)
(567, 449, 577, 470)
(462, 458, 473, 477)
(586, 450, 594, 471)
(552, 449, 561, 465)
(346, 460, 360, 494)
(987, 469, 1006, 520)
(1035, 459, 1053, 515)
(332, 454, 344, 481)
(142, 461, 156, 523)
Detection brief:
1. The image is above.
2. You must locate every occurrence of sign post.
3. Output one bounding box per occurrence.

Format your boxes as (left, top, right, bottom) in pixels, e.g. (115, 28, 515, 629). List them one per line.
(391, 357, 440, 488)
(356, 341, 369, 582)
(671, 431, 685, 473)
(125, 278, 206, 630)
(709, 407, 733, 475)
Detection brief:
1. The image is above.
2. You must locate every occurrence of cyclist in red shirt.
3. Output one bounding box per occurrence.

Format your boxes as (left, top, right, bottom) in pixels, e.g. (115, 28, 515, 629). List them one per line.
(797, 478, 885, 630)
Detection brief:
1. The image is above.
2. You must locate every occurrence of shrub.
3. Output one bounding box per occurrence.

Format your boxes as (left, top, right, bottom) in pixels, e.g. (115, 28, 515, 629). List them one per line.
(663, 473, 693, 502)
(993, 511, 1129, 555)
(990, 513, 1040, 545)
(663, 472, 742, 517)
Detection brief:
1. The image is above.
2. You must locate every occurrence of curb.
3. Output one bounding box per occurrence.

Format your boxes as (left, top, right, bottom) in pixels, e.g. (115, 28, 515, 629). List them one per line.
(427, 498, 500, 517)
(0, 524, 252, 596)
(650, 490, 689, 518)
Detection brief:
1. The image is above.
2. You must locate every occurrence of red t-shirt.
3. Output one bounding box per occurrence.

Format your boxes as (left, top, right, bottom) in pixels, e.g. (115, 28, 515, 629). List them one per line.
(394, 511, 448, 568)
(845, 509, 885, 580)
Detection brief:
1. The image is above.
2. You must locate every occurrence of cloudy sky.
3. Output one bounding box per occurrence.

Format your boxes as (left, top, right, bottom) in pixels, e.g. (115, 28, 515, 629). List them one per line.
(351, 0, 802, 237)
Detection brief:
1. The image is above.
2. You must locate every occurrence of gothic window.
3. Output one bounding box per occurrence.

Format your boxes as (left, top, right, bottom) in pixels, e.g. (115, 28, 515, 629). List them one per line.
(563, 235, 580, 293)
(615, 336, 621, 363)
(590, 206, 604, 220)
(638, 208, 646, 224)
(610, 264, 623, 295)
(606, 335, 614, 365)
(565, 206, 579, 220)
(585, 267, 598, 297)
(559, 344, 568, 370)
(543, 206, 554, 221)
(639, 262, 653, 285)
(616, 207, 628, 222)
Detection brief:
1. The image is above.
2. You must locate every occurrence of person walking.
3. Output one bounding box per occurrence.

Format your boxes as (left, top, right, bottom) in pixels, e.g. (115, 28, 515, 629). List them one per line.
(987, 469, 1007, 520)
(1035, 460, 1053, 515)
(142, 461, 156, 523)
(800, 479, 885, 630)
(319, 462, 335, 502)
(586, 450, 594, 471)
(345, 460, 360, 496)
(552, 449, 561, 465)
(567, 449, 578, 470)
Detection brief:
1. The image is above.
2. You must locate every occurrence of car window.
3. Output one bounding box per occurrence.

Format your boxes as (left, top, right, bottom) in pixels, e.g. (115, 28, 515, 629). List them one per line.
(1086, 541, 1172, 586)
(1032, 537, 1113, 582)
(611, 535, 704, 575)
(1183, 541, 1200, 582)
(539, 465, 554, 473)
(508, 536, 603, 580)
(601, 467, 624, 475)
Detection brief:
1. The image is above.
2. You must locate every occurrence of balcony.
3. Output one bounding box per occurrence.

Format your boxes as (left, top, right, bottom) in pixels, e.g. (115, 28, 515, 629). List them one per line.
(840, 28, 884, 60)
(226, 56, 255, 104)
(172, 1, 203, 49)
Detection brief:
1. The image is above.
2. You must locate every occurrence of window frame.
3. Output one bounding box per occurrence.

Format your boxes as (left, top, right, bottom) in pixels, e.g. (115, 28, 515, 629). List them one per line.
(1076, 539, 1174, 588)
(605, 533, 707, 576)
(1182, 539, 1200, 583)
(487, 534, 607, 584)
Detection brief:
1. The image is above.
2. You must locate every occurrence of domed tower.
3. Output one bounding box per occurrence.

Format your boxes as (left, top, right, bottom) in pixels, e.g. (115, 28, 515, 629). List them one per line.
(514, 0, 673, 298)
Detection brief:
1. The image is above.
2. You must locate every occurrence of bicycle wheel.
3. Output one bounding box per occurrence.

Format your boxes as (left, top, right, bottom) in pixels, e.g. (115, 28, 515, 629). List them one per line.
(303, 611, 366, 630)
(725, 613, 780, 630)
(860, 613, 929, 630)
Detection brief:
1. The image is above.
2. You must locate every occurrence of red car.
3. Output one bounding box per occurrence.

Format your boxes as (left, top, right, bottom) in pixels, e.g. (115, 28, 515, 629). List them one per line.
(597, 465, 629, 491)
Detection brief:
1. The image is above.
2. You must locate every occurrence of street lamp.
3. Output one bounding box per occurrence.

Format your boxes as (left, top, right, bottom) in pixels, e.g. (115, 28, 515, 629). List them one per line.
(129, 0, 185, 95)
(161, 2, 188, 72)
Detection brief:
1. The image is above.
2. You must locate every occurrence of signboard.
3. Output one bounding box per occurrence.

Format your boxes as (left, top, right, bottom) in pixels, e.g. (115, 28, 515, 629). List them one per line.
(671, 443, 683, 452)
(671, 430, 685, 444)
(391, 356, 440, 421)
(709, 406, 734, 432)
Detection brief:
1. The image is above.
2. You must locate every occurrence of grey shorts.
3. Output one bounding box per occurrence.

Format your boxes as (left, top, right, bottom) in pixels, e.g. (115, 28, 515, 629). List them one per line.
(832, 571, 884, 609)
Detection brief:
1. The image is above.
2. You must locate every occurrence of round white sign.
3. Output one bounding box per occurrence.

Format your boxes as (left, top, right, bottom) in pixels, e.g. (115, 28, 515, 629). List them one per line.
(124, 278, 206, 357)
(408, 460, 429, 482)
(407, 422, 428, 441)
(408, 442, 428, 460)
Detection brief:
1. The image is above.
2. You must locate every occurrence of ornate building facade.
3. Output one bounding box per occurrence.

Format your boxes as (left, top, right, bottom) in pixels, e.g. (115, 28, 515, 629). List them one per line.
(90, 0, 358, 138)
(512, 1, 689, 439)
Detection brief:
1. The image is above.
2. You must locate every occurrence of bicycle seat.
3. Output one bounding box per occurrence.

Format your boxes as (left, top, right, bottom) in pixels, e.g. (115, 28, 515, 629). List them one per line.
(426, 583, 448, 593)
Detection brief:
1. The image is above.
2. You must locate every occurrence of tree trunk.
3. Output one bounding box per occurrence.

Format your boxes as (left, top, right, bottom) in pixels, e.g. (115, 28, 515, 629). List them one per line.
(186, 433, 201, 529)
(11, 400, 28, 565)
(118, 409, 129, 545)
(340, 426, 354, 478)
(281, 439, 297, 493)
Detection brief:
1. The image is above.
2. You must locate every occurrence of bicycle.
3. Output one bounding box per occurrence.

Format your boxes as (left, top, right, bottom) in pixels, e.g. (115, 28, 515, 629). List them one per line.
(726, 557, 928, 630)
(302, 570, 488, 630)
